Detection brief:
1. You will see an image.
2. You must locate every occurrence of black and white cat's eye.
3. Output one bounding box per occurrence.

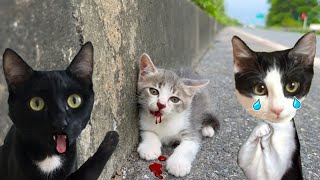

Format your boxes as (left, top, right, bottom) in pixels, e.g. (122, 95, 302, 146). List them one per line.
(253, 83, 267, 95)
(67, 94, 82, 109)
(170, 96, 180, 103)
(29, 97, 45, 111)
(285, 81, 300, 94)
(149, 88, 159, 96)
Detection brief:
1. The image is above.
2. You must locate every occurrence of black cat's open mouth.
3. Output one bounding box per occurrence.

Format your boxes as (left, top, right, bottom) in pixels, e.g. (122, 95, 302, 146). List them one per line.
(150, 111, 162, 124)
(53, 133, 68, 154)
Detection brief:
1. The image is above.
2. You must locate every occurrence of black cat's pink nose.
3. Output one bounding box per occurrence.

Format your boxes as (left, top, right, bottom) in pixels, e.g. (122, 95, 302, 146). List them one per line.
(271, 107, 283, 116)
(157, 102, 166, 110)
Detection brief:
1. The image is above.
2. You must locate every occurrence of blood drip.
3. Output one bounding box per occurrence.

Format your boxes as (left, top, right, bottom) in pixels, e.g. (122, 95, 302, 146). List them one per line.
(158, 155, 167, 161)
(156, 116, 162, 124)
(151, 111, 162, 124)
(149, 162, 163, 179)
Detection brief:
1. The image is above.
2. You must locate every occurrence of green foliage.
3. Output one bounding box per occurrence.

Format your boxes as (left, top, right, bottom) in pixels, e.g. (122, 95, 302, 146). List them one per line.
(308, 5, 320, 23)
(281, 17, 302, 27)
(267, 0, 320, 27)
(191, 0, 241, 25)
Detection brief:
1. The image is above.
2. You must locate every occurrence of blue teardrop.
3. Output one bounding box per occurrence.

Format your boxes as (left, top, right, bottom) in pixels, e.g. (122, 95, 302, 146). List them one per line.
(293, 96, 301, 109)
(253, 99, 261, 111)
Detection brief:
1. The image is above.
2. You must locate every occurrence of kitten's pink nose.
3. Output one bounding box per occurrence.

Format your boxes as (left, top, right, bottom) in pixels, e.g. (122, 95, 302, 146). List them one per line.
(157, 102, 166, 110)
(271, 107, 283, 116)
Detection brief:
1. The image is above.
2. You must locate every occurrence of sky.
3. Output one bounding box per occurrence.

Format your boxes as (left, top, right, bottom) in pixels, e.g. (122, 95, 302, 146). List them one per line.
(225, 0, 270, 26)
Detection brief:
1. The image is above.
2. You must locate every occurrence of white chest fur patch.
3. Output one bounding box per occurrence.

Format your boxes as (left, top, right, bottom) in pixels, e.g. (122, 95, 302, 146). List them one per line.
(35, 155, 62, 173)
(139, 110, 190, 141)
(239, 122, 296, 180)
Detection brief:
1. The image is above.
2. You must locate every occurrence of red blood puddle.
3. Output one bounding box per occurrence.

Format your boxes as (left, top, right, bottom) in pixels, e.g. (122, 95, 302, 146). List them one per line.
(158, 155, 167, 161)
(151, 111, 162, 124)
(149, 162, 163, 179)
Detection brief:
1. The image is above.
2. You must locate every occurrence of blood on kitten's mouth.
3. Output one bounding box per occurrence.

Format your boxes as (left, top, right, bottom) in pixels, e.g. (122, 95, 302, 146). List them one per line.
(53, 133, 68, 154)
(150, 111, 162, 124)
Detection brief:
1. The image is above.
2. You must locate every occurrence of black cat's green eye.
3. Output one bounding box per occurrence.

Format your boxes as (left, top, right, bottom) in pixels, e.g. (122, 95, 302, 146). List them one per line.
(285, 81, 300, 93)
(149, 88, 159, 96)
(170, 96, 180, 103)
(253, 83, 267, 95)
(67, 94, 82, 109)
(29, 97, 45, 111)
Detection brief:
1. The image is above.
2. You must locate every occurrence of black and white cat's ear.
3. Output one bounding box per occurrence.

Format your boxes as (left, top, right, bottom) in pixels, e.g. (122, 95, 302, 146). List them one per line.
(231, 36, 256, 73)
(3, 48, 34, 87)
(66, 42, 93, 84)
(182, 79, 209, 95)
(139, 53, 158, 78)
(288, 31, 316, 65)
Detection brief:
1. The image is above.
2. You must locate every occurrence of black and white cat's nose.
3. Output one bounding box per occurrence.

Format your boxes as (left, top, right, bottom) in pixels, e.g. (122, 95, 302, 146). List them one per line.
(271, 107, 283, 116)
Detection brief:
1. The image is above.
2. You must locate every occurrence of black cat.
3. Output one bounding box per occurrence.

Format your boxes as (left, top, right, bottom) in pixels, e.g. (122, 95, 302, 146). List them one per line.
(0, 42, 119, 180)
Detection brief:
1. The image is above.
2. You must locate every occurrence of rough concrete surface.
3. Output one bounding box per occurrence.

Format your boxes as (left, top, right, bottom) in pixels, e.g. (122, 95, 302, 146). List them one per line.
(121, 27, 320, 179)
(0, 0, 80, 145)
(0, 1, 218, 179)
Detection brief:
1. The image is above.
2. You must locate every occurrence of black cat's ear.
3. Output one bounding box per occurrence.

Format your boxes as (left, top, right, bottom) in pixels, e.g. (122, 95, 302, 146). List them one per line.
(231, 36, 256, 72)
(288, 31, 316, 65)
(139, 53, 158, 78)
(3, 48, 33, 88)
(66, 42, 93, 84)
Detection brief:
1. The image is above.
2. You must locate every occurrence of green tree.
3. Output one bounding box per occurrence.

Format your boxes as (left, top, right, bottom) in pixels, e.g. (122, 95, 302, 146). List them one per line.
(267, 0, 320, 27)
(192, 0, 240, 25)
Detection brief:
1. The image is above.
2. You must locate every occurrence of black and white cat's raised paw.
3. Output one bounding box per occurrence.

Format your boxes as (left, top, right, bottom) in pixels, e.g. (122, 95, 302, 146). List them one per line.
(254, 123, 271, 138)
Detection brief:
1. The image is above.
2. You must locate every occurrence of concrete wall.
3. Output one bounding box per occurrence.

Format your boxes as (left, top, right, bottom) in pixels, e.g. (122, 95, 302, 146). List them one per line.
(0, 0, 220, 179)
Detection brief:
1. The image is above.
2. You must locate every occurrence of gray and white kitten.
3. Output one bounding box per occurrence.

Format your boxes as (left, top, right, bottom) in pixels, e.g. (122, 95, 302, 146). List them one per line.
(232, 32, 315, 180)
(137, 53, 219, 177)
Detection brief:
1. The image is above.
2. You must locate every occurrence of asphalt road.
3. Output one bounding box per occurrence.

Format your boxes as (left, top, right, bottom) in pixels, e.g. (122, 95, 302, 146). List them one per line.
(237, 27, 320, 58)
(120, 27, 320, 180)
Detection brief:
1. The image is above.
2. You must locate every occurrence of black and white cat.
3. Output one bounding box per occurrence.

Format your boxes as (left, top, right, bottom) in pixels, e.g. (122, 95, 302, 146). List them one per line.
(137, 54, 219, 177)
(232, 32, 315, 180)
(0, 42, 119, 180)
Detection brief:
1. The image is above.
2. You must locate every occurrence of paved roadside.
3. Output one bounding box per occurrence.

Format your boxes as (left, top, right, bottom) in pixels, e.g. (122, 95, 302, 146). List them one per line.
(120, 27, 320, 180)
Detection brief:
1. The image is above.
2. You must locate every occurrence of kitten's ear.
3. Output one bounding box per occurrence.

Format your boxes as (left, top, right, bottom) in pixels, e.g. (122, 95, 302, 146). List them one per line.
(182, 79, 209, 95)
(66, 42, 93, 84)
(231, 36, 256, 72)
(288, 31, 316, 65)
(3, 48, 33, 88)
(139, 53, 158, 78)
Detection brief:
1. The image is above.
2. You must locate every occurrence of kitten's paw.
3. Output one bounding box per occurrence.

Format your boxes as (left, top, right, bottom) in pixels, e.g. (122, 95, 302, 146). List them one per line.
(255, 123, 271, 138)
(201, 126, 215, 137)
(137, 143, 161, 160)
(166, 155, 191, 177)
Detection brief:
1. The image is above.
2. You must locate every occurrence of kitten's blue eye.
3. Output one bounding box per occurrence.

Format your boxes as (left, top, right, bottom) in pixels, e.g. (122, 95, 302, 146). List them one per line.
(29, 97, 45, 111)
(253, 83, 267, 95)
(285, 81, 300, 93)
(67, 94, 82, 109)
(170, 96, 180, 103)
(149, 88, 159, 96)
